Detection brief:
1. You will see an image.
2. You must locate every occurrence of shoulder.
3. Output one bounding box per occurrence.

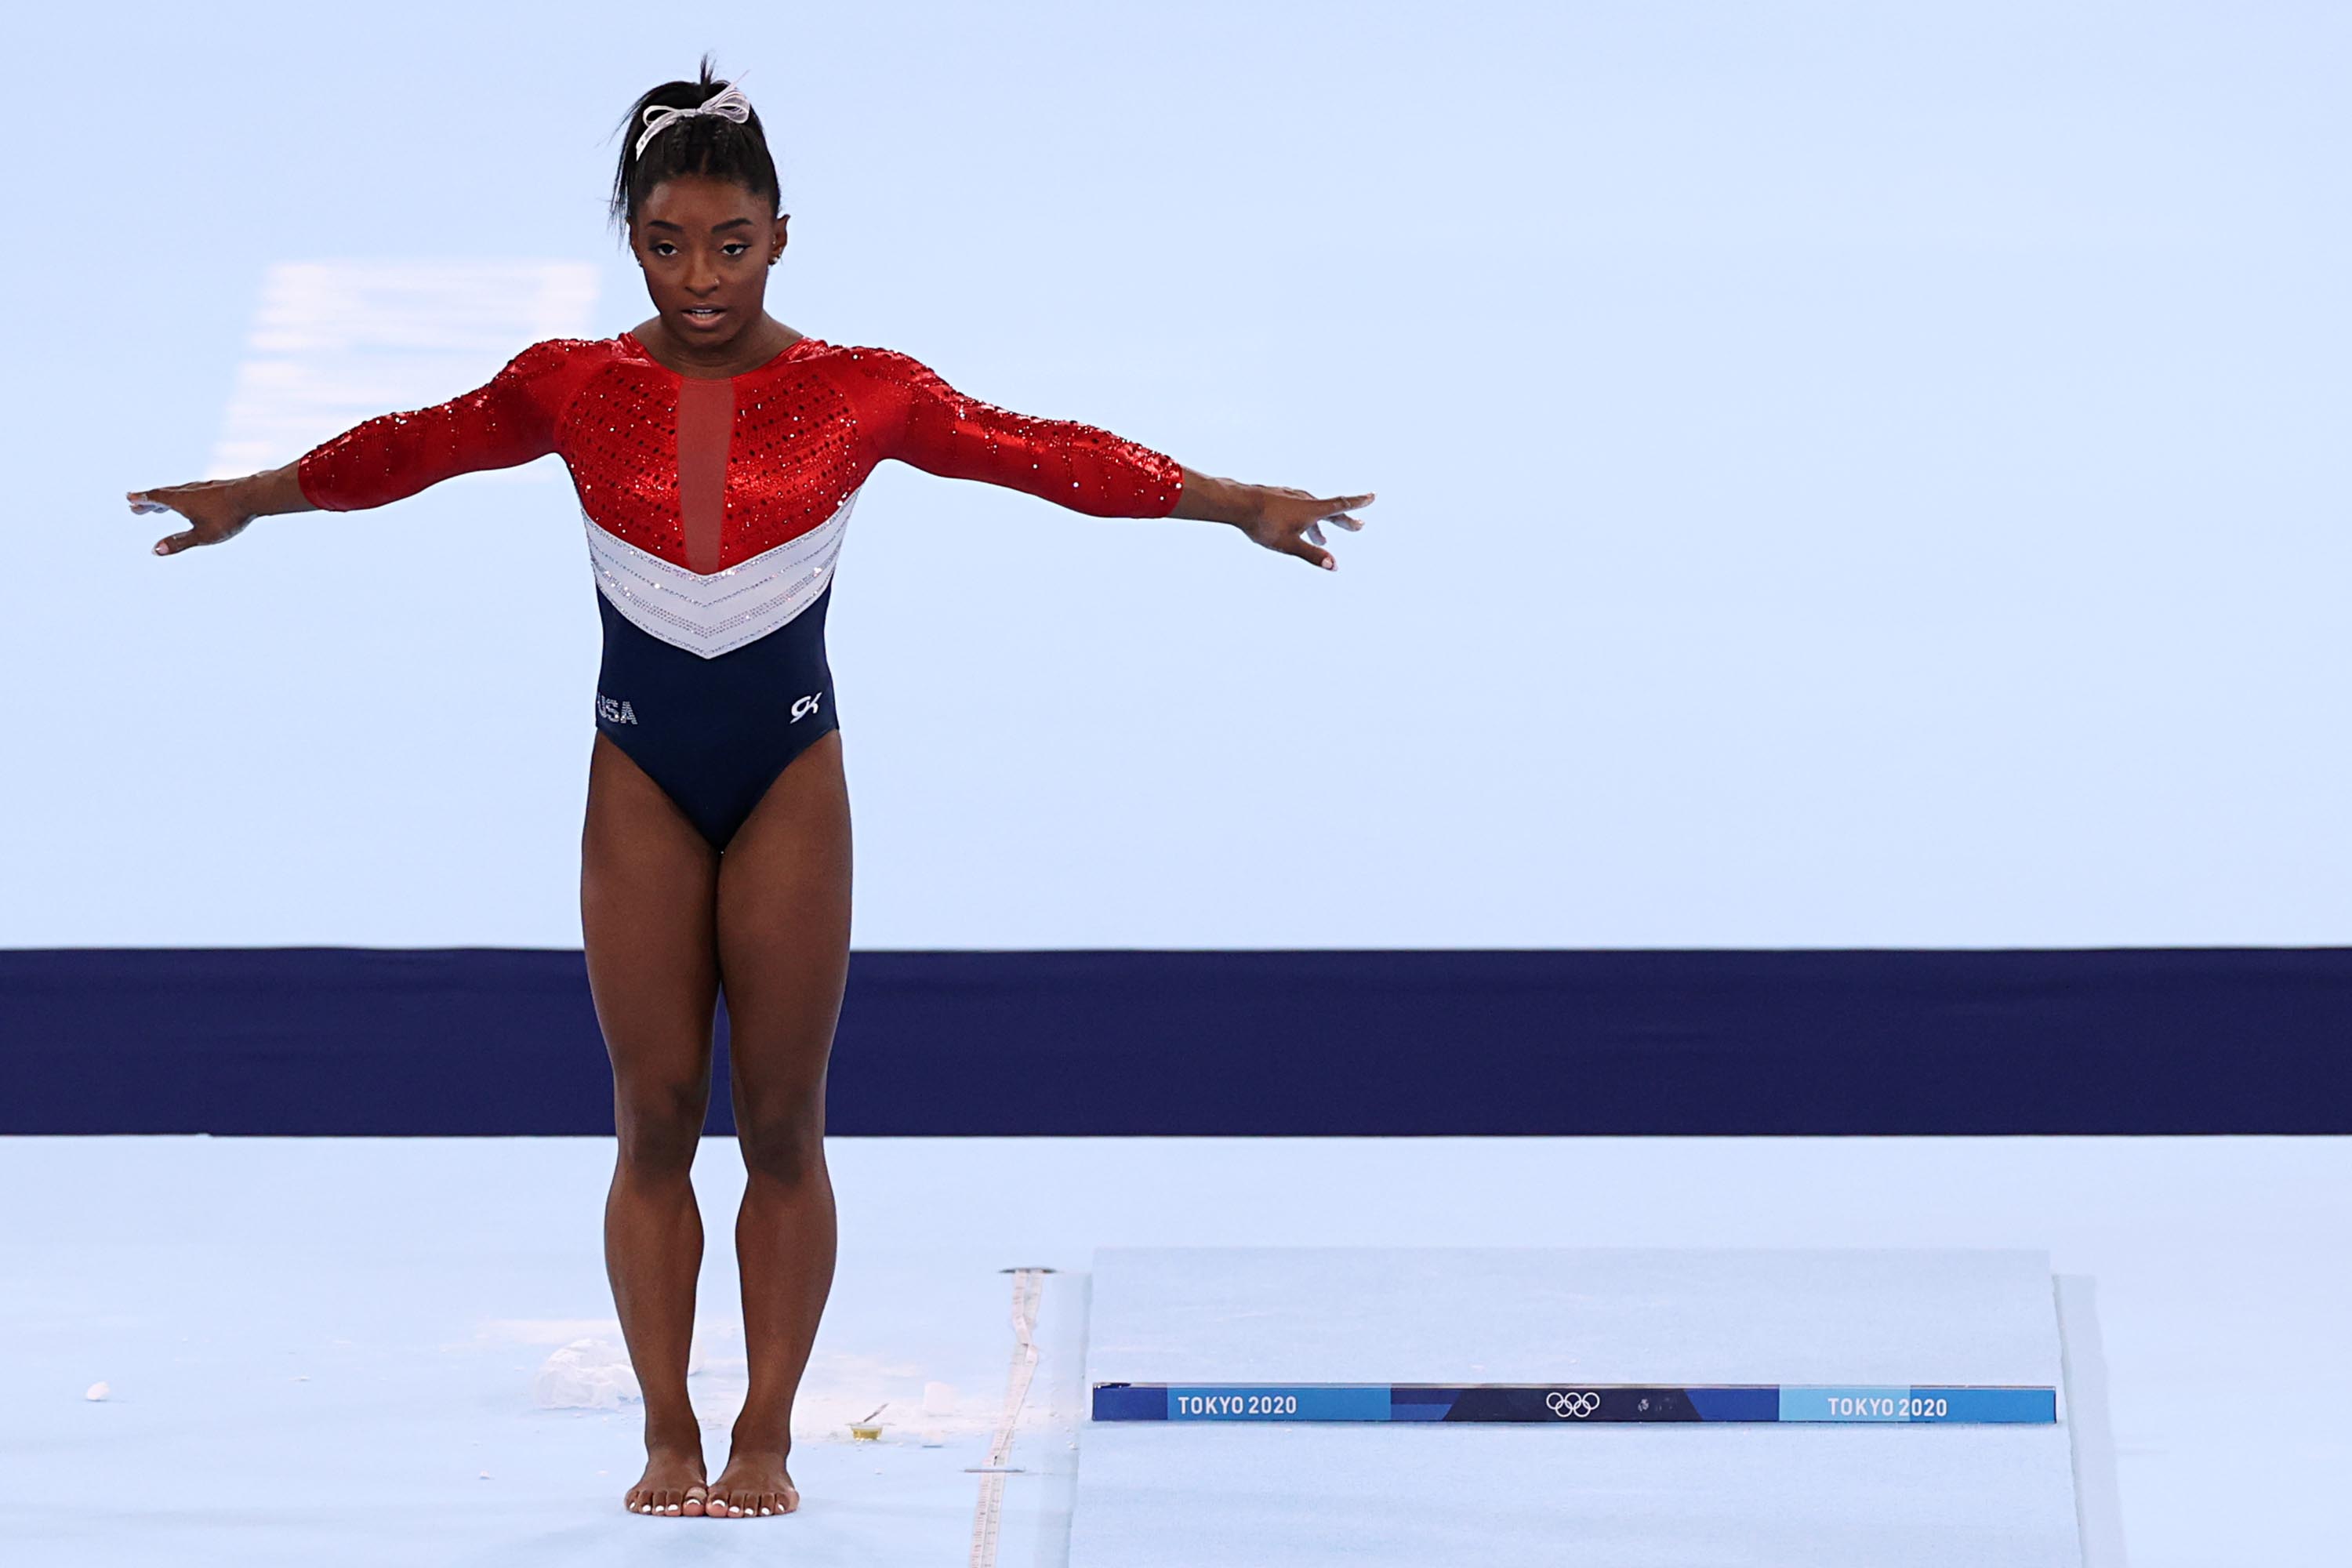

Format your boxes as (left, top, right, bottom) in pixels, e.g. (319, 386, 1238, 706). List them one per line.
(805, 341, 949, 397)
(502, 335, 628, 379)
(493, 337, 633, 426)
(806, 339, 897, 365)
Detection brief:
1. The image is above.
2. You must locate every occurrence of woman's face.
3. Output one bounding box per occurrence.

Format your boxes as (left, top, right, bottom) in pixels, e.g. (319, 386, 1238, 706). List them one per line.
(629, 176, 789, 346)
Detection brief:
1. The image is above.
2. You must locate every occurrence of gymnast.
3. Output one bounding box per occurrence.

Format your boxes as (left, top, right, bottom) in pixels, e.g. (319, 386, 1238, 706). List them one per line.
(127, 59, 1371, 1521)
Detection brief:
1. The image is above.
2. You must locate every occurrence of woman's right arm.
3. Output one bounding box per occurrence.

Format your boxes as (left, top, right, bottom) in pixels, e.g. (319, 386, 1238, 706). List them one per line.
(130, 338, 581, 557)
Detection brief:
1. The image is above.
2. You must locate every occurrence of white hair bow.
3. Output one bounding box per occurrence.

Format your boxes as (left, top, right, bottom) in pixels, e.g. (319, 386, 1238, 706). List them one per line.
(635, 81, 753, 158)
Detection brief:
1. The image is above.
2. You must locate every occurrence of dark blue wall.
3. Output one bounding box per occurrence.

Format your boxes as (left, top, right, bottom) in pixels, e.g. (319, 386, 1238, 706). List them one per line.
(2, 948, 2345, 1135)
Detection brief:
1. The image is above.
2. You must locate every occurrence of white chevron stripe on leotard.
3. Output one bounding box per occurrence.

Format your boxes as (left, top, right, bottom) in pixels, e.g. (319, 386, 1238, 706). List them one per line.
(583, 487, 861, 659)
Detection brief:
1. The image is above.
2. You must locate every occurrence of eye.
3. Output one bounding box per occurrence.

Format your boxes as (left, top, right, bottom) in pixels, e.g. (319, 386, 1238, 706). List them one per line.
(722, 242, 750, 256)
(650, 241, 678, 257)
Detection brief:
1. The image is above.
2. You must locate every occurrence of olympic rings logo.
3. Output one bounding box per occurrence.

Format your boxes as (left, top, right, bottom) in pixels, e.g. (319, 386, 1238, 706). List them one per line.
(1548, 1390, 1601, 1419)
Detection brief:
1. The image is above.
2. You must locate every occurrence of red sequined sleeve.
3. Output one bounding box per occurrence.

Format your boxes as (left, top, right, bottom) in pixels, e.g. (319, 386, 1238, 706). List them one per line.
(293, 339, 582, 512)
(842, 347, 1184, 518)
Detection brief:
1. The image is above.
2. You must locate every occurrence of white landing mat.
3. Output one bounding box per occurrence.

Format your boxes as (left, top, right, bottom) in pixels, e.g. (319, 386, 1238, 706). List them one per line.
(1071, 1247, 2082, 1566)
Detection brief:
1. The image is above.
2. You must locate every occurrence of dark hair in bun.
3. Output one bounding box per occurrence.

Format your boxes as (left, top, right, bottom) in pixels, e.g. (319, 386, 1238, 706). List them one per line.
(609, 53, 782, 229)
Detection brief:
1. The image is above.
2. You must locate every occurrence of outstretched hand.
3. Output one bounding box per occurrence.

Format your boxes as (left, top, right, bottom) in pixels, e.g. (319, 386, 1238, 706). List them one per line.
(1237, 488, 1374, 572)
(129, 479, 258, 555)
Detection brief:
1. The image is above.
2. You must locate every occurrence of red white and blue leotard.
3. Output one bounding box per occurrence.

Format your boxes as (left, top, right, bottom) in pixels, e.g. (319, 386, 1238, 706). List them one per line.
(296, 330, 1185, 847)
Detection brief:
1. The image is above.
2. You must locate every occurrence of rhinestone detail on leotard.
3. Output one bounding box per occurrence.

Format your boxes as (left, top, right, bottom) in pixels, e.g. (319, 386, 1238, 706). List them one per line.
(293, 331, 1185, 657)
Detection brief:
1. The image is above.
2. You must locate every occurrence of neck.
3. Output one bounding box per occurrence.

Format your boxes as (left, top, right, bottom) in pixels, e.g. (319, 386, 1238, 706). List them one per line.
(637, 315, 799, 379)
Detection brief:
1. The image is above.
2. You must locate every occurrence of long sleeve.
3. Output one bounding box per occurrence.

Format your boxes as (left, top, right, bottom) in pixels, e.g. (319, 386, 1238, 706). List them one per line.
(840, 347, 1184, 518)
(294, 339, 584, 512)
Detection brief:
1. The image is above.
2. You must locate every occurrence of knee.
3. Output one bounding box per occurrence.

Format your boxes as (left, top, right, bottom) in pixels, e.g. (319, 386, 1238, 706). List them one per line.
(615, 1079, 708, 1175)
(737, 1103, 825, 1188)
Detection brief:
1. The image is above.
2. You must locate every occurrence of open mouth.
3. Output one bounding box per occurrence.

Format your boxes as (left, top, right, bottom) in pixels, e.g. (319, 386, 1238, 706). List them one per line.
(680, 306, 727, 328)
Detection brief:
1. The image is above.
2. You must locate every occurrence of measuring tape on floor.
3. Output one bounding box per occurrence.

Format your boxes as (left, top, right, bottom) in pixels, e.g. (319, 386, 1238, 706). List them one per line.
(967, 1266, 1051, 1568)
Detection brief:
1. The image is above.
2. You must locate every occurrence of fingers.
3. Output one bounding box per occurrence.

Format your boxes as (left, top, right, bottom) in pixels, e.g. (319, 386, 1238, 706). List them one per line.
(1320, 492, 1374, 529)
(132, 485, 236, 555)
(132, 488, 187, 554)
(1296, 495, 1374, 569)
(1279, 531, 1335, 572)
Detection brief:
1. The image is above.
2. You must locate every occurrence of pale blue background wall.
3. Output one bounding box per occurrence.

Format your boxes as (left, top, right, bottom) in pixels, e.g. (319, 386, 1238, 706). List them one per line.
(4, 2, 2346, 948)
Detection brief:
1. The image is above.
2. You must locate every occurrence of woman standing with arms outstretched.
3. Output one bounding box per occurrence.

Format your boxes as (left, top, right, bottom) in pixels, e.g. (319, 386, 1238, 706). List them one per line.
(128, 60, 1371, 1523)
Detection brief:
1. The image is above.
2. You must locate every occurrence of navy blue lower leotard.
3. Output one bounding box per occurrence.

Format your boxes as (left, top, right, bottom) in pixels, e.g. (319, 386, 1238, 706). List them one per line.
(592, 581, 840, 850)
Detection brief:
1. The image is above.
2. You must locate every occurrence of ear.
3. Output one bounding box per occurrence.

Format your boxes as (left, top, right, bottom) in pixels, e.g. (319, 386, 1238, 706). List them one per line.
(769, 213, 789, 265)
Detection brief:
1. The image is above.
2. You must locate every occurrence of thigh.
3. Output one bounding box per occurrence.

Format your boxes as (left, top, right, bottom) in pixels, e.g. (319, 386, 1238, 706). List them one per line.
(715, 730, 854, 1124)
(583, 732, 723, 1116)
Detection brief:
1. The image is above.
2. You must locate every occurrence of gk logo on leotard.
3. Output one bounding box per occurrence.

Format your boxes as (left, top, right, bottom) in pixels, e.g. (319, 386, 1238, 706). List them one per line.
(1548, 1391, 1600, 1420)
(596, 694, 637, 725)
(791, 691, 823, 723)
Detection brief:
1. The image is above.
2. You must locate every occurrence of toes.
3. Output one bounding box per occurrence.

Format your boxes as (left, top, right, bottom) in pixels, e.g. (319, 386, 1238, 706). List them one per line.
(705, 1482, 795, 1518)
(683, 1486, 707, 1518)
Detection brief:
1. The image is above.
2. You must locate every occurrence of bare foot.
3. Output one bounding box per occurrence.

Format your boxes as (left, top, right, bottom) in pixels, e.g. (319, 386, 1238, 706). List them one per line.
(624, 1440, 710, 1517)
(706, 1446, 799, 1518)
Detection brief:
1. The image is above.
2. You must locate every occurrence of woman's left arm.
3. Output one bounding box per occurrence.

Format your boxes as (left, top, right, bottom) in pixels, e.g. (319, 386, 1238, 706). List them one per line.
(857, 347, 1373, 570)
